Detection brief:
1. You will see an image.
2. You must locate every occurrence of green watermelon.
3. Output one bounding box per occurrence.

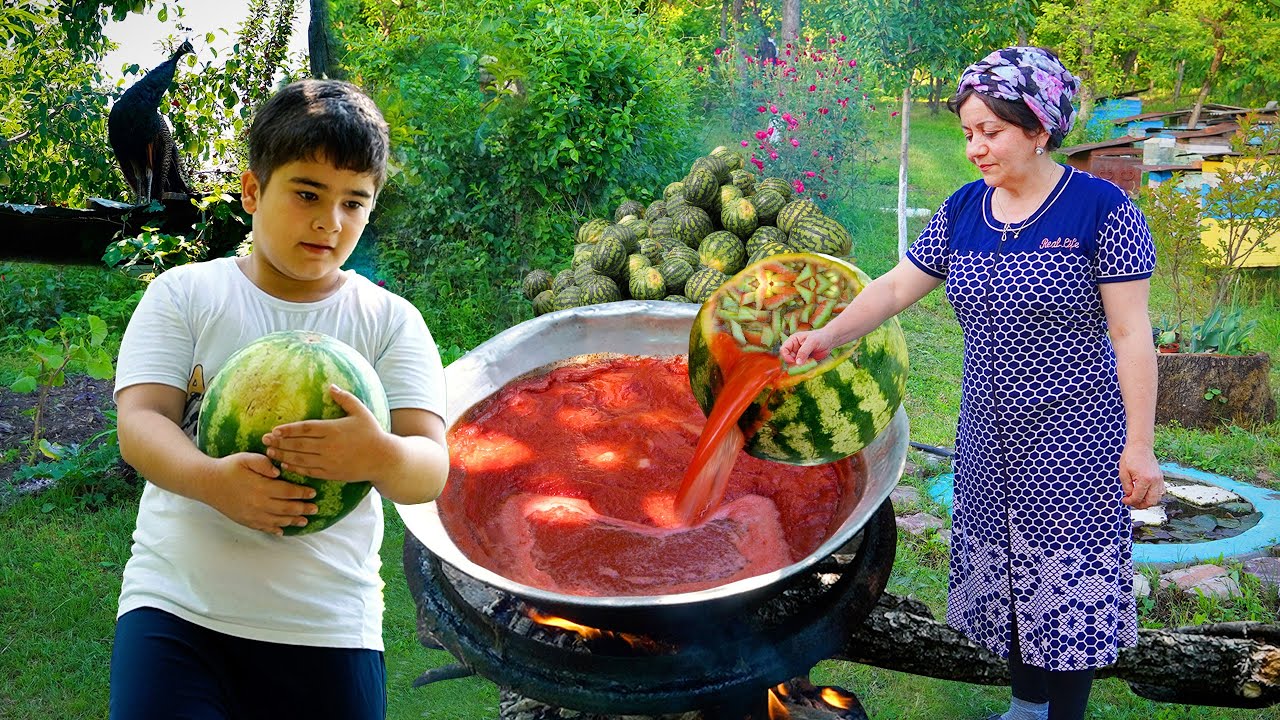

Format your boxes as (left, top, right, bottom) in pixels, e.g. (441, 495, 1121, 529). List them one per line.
(747, 225, 788, 254)
(721, 198, 759, 238)
(626, 253, 652, 280)
(615, 199, 645, 221)
(646, 200, 668, 220)
(577, 218, 610, 244)
(751, 189, 787, 225)
(572, 243, 595, 269)
(777, 198, 821, 234)
(687, 253, 908, 465)
(663, 181, 686, 201)
(619, 217, 650, 240)
(663, 244, 701, 268)
(682, 169, 719, 209)
(554, 285, 585, 311)
(710, 146, 745, 171)
(552, 269, 575, 293)
(639, 238, 664, 264)
(756, 177, 794, 200)
(685, 266, 730, 303)
(196, 330, 390, 536)
(714, 184, 744, 216)
(692, 155, 731, 184)
(532, 289, 557, 316)
(657, 257, 694, 293)
(698, 231, 747, 275)
(665, 195, 690, 215)
(599, 224, 639, 253)
(521, 269, 553, 300)
(671, 206, 715, 249)
(648, 216, 676, 243)
(748, 241, 793, 263)
(581, 274, 622, 304)
(663, 294, 694, 303)
(788, 214, 853, 257)
(729, 169, 755, 194)
(590, 236, 628, 277)
(629, 266, 667, 300)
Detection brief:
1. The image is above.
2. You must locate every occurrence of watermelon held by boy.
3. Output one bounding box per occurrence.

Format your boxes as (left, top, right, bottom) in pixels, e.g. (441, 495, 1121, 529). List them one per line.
(196, 330, 391, 536)
(687, 252, 908, 465)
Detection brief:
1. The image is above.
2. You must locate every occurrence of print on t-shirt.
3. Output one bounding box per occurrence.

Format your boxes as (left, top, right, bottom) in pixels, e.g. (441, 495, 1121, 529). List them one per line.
(180, 364, 205, 440)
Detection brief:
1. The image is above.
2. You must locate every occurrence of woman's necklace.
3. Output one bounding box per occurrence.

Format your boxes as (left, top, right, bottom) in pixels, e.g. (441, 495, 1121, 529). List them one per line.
(992, 165, 1064, 243)
(993, 191, 1024, 243)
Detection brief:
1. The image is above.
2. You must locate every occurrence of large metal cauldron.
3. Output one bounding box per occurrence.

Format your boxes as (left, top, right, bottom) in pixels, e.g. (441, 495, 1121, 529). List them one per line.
(396, 300, 908, 629)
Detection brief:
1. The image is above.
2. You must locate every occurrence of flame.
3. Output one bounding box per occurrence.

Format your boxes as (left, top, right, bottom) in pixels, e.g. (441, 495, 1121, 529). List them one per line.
(525, 610, 666, 652)
(767, 688, 790, 719)
(527, 611, 603, 640)
(820, 687, 855, 710)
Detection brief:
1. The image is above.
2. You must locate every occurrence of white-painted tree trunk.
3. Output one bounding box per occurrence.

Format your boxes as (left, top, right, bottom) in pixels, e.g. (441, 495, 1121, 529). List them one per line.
(897, 85, 911, 259)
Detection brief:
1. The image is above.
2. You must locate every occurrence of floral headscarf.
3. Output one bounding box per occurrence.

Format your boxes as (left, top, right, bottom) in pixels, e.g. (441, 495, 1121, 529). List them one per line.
(955, 47, 1082, 140)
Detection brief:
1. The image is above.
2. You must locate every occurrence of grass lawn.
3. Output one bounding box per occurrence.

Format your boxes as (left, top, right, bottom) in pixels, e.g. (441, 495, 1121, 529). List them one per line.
(2, 101, 1278, 719)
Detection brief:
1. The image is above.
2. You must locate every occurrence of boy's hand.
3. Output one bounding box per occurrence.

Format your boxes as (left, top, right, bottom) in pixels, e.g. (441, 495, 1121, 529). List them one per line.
(261, 384, 389, 485)
(205, 452, 318, 535)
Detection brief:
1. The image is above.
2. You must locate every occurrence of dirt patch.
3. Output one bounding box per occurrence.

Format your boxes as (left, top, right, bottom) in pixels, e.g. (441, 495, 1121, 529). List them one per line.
(0, 375, 120, 486)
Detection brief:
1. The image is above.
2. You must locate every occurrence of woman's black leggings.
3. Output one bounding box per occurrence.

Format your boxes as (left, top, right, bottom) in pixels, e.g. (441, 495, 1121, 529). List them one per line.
(1009, 627, 1096, 720)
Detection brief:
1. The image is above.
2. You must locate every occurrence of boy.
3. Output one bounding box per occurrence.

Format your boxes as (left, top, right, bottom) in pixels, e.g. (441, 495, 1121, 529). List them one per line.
(108, 79, 448, 720)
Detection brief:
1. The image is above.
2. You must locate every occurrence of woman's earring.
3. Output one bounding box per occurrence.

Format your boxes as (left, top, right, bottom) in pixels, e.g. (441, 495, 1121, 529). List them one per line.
(1035, 146, 1045, 156)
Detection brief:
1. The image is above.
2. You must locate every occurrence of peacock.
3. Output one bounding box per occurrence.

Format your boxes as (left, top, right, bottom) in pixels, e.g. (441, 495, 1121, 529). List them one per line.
(107, 39, 195, 204)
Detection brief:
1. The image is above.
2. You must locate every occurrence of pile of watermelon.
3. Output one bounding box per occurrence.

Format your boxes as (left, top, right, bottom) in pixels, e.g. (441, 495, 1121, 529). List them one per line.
(521, 146, 854, 315)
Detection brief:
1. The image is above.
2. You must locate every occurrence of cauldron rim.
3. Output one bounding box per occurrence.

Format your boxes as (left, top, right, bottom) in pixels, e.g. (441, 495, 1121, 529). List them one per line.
(395, 300, 907, 613)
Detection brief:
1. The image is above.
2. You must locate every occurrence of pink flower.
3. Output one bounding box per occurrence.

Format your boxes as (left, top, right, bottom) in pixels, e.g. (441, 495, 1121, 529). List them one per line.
(793, 180, 806, 194)
(758, 106, 768, 113)
(697, 66, 703, 72)
(751, 157, 765, 171)
(769, 151, 779, 160)
(829, 38, 837, 45)
(766, 126, 775, 136)
(790, 138, 800, 148)
(741, 140, 749, 147)
(849, 59, 857, 67)
(769, 104, 778, 113)
(755, 130, 768, 140)
(805, 170, 816, 177)
(812, 150, 820, 157)
(818, 191, 828, 199)
(840, 34, 846, 42)
(818, 107, 829, 115)
(714, 47, 723, 55)
(808, 84, 817, 92)
(782, 112, 794, 122)
(891, 111, 899, 117)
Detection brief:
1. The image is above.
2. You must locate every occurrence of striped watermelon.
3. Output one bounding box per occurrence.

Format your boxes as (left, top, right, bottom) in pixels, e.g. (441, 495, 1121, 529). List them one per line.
(751, 189, 787, 225)
(552, 269, 575, 293)
(777, 198, 821, 234)
(663, 244, 700, 268)
(682, 169, 719, 209)
(196, 331, 390, 535)
(663, 181, 685, 201)
(789, 214, 853, 257)
(629, 266, 667, 300)
(687, 253, 908, 465)
(756, 177, 793, 200)
(521, 269, 553, 300)
(747, 225, 788, 254)
(615, 199, 645, 221)
(576, 218, 610, 244)
(671, 206, 715, 249)
(698, 231, 747, 275)
(685, 266, 729, 303)
(589, 236, 628, 277)
(646, 200, 668, 220)
(721, 198, 759, 238)
(532, 289, 557, 316)
(692, 155, 731, 184)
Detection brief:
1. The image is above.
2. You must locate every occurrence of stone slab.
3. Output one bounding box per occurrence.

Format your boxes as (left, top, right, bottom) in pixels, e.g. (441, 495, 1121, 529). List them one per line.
(1242, 556, 1280, 591)
(1166, 483, 1242, 507)
(1160, 564, 1229, 590)
(1133, 573, 1151, 598)
(895, 513, 945, 536)
(1131, 506, 1168, 526)
(890, 485, 922, 508)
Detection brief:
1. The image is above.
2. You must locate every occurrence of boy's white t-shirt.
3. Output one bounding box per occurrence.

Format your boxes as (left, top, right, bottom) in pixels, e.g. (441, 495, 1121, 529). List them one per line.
(114, 256, 445, 650)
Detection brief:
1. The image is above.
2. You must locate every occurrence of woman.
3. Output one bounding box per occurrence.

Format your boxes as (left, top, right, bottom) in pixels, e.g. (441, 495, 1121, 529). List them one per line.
(780, 47, 1165, 720)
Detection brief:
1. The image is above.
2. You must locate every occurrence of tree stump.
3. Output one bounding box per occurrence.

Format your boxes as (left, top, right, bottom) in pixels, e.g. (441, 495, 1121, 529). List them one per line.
(1155, 352, 1276, 429)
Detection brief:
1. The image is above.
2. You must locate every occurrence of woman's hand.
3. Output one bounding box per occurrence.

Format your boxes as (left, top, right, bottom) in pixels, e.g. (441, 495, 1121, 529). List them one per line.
(780, 327, 838, 366)
(1119, 444, 1164, 509)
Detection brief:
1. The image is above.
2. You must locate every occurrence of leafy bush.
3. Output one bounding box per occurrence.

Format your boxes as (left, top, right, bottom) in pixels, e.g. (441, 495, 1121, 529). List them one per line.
(339, 0, 702, 352)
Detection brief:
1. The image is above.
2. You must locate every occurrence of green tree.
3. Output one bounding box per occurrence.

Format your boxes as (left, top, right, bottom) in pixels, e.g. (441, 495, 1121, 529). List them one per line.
(842, 0, 1025, 257)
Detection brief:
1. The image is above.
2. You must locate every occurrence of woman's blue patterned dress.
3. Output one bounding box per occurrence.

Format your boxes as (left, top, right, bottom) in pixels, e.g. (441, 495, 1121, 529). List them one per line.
(906, 166, 1156, 671)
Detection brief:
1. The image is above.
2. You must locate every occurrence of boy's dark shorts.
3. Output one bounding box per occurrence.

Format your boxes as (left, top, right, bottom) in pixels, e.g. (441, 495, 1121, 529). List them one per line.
(110, 606, 387, 720)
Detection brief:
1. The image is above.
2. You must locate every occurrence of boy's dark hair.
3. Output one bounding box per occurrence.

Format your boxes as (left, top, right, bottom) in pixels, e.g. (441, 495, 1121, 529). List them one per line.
(247, 79, 390, 191)
(947, 90, 1065, 151)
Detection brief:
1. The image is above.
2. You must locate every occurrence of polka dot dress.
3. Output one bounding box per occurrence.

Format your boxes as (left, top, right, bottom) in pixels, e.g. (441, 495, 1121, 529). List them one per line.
(906, 166, 1155, 671)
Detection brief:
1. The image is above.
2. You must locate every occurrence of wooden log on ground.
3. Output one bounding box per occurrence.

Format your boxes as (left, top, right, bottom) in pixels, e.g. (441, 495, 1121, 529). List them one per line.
(836, 593, 1280, 709)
